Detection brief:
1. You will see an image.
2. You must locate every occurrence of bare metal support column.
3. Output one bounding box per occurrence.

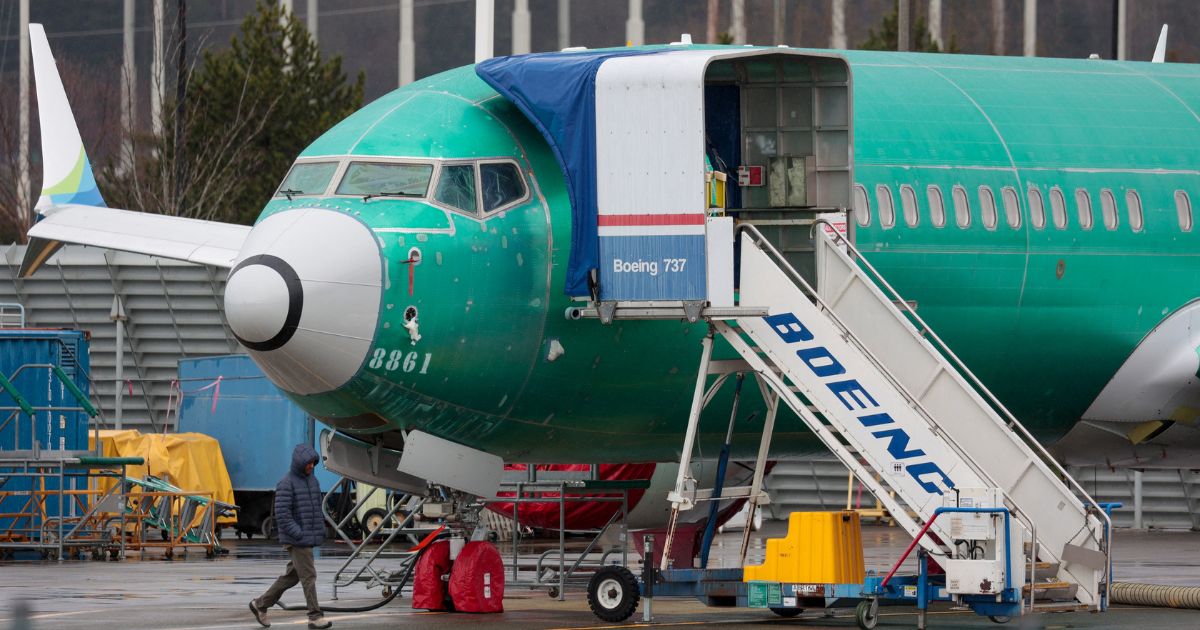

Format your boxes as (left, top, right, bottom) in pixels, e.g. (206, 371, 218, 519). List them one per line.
(511, 0, 531, 54)
(731, 0, 746, 45)
(739, 384, 779, 564)
(830, 0, 846, 49)
(307, 0, 318, 42)
(1023, 0, 1037, 56)
(152, 0, 165, 137)
(928, 0, 943, 50)
(399, 0, 414, 85)
(772, 0, 784, 45)
(897, 0, 911, 51)
(121, 0, 136, 172)
(625, 0, 644, 46)
(474, 0, 494, 63)
(557, 0, 570, 49)
(992, 0, 1006, 56)
(661, 329, 714, 571)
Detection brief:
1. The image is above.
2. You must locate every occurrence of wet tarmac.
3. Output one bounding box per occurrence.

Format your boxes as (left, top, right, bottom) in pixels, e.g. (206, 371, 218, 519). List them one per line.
(2, 523, 1199, 629)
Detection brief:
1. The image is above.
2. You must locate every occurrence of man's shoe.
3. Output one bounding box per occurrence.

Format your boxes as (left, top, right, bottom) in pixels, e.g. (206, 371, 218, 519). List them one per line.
(248, 601, 270, 627)
(307, 618, 332, 629)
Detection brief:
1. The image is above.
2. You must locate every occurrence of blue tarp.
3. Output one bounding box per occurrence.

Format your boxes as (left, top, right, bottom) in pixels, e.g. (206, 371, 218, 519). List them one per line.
(476, 49, 670, 297)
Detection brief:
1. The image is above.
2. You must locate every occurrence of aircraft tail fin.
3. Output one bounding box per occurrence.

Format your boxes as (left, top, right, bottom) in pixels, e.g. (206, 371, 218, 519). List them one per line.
(29, 23, 106, 212)
(1152, 24, 1169, 63)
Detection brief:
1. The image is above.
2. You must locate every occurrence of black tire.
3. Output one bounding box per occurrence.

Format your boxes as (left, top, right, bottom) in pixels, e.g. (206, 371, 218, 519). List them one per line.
(770, 607, 803, 617)
(261, 516, 276, 540)
(989, 615, 1012, 624)
(362, 508, 388, 536)
(855, 600, 879, 630)
(587, 566, 640, 623)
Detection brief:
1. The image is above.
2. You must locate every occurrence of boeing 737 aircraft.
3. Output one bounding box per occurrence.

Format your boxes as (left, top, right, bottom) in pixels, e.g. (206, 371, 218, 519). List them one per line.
(19, 22, 1200, 497)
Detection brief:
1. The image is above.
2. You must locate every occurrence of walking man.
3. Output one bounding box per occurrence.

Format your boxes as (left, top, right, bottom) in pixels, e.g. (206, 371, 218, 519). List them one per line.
(250, 444, 331, 629)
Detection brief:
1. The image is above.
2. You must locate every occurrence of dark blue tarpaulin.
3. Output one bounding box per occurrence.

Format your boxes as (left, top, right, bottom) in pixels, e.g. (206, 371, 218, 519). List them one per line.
(476, 49, 670, 297)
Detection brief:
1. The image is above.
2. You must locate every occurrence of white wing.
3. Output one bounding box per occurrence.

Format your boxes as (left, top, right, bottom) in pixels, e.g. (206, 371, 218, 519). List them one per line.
(21, 24, 249, 277)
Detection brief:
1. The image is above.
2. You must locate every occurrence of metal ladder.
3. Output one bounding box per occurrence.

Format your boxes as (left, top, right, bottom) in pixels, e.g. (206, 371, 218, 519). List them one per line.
(664, 224, 1109, 610)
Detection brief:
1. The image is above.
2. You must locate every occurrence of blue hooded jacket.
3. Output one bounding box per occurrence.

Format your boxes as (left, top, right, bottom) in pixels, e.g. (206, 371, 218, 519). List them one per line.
(274, 443, 325, 547)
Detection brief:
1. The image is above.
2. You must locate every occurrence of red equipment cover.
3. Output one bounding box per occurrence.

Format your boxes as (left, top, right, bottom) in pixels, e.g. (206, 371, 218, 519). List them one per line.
(411, 540, 452, 611)
(487, 463, 656, 529)
(447, 541, 505, 613)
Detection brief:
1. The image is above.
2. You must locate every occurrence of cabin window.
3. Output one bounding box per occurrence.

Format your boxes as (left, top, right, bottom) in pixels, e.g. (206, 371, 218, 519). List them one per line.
(480, 162, 527, 213)
(1101, 189, 1118, 230)
(979, 186, 997, 230)
(900, 184, 919, 227)
(1001, 186, 1021, 229)
(876, 184, 896, 229)
(853, 184, 871, 227)
(952, 185, 970, 228)
(1075, 189, 1094, 230)
(336, 162, 434, 198)
(277, 161, 339, 197)
(1050, 187, 1067, 229)
(1028, 186, 1046, 229)
(434, 164, 478, 213)
(1176, 190, 1193, 232)
(927, 185, 946, 228)
(1127, 189, 1144, 232)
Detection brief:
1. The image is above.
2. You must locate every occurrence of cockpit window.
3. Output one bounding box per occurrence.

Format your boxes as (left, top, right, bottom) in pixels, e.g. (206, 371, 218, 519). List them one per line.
(480, 162, 526, 213)
(434, 164, 477, 213)
(336, 162, 433, 198)
(276, 161, 338, 197)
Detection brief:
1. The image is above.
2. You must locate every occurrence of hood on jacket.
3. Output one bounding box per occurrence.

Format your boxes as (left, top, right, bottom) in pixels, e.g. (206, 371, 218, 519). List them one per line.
(291, 443, 320, 476)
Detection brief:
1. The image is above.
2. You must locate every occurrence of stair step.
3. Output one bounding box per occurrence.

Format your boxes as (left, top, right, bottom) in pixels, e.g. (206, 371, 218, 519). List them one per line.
(1022, 581, 1078, 602)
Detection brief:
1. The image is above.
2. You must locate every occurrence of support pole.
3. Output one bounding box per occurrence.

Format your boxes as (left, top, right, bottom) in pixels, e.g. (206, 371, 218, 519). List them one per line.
(399, 0, 414, 86)
(1133, 470, 1143, 528)
(830, 0, 846, 49)
(706, 0, 718, 44)
(897, 0, 911, 52)
(661, 329, 715, 571)
(739, 387, 778, 564)
(1023, 0, 1037, 57)
(173, 0, 188, 213)
(307, 0, 318, 42)
(557, 0, 570, 50)
(1115, 0, 1127, 60)
(474, 0, 494, 63)
(121, 0, 136, 172)
(18, 0, 29, 228)
(152, 0, 165, 137)
(625, 0, 644, 46)
(699, 373, 744, 569)
(928, 0, 943, 50)
(111, 296, 127, 431)
(772, 0, 784, 46)
(511, 0, 531, 54)
(992, 0, 1006, 56)
(731, 0, 746, 45)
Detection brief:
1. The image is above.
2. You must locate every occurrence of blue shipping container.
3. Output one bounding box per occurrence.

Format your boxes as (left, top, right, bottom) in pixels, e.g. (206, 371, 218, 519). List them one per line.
(176, 354, 336, 491)
(0, 329, 93, 533)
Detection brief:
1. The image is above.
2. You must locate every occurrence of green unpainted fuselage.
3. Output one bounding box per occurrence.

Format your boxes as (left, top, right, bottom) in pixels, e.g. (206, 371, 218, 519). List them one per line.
(260, 47, 1200, 463)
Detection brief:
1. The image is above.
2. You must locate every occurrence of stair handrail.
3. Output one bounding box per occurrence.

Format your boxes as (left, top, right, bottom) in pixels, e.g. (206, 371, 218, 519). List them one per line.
(734, 224, 1021, 547)
(808, 219, 1111, 572)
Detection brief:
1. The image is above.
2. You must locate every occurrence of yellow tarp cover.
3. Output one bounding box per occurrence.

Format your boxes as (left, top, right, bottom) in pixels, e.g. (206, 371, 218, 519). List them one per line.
(90, 430, 237, 524)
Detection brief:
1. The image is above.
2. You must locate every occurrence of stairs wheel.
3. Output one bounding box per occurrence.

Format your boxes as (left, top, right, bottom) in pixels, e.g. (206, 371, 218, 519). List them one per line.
(854, 599, 879, 630)
(989, 615, 1012, 624)
(770, 607, 803, 617)
(586, 565, 640, 622)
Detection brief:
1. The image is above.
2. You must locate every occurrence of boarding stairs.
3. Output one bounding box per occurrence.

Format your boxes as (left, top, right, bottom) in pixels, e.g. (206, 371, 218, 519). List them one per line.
(661, 224, 1109, 612)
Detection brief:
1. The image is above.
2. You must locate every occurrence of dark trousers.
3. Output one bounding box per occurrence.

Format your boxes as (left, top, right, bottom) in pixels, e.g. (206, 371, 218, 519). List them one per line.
(255, 544, 322, 620)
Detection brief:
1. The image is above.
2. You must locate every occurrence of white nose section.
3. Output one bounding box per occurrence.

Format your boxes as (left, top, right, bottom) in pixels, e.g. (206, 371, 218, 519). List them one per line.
(225, 209, 382, 395)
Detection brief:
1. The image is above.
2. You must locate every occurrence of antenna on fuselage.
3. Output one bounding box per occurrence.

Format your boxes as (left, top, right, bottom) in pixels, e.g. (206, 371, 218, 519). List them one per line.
(1152, 24, 1169, 63)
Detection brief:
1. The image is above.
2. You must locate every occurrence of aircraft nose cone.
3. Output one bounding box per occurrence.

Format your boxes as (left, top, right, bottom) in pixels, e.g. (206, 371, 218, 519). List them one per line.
(224, 209, 382, 395)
